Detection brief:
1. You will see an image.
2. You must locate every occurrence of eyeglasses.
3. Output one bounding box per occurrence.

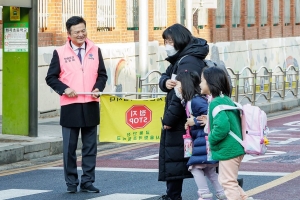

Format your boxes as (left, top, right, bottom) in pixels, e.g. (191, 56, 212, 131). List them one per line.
(164, 39, 174, 45)
(71, 29, 86, 36)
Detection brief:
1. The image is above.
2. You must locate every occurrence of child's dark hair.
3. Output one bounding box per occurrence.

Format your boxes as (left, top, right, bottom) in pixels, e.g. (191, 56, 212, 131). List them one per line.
(176, 70, 201, 101)
(202, 67, 231, 97)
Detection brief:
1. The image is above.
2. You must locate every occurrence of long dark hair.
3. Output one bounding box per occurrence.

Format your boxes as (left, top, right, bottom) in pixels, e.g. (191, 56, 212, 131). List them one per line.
(162, 23, 193, 51)
(176, 70, 201, 101)
(202, 67, 231, 97)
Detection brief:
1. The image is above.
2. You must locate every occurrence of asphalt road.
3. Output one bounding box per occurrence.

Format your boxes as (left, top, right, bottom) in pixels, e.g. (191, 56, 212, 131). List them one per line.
(0, 108, 299, 200)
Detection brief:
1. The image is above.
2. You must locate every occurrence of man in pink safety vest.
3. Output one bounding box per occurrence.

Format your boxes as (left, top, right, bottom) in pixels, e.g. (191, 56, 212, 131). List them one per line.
(46, 16, 107, 194)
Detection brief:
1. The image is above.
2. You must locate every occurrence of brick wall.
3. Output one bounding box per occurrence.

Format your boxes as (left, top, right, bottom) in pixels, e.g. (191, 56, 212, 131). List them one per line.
(295, 25, 300, 35)
(1, 0, 300, 49)
(245, 27, 258, 40)
(38, 33, 53, 47)
(259, 27, 271, 39)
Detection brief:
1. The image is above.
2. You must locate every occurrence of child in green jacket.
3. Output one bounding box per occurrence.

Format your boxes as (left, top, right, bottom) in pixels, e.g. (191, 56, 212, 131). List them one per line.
(200, 67, 254, 200)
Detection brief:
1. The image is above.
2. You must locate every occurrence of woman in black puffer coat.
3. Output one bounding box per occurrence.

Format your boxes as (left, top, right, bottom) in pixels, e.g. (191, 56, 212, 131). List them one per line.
(158, 23, 209, 200)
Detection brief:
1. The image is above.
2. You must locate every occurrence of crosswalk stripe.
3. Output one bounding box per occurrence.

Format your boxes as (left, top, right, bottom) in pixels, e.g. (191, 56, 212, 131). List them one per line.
(0, 189, 51, 200)
(40, 167, 290, 176)
(87, 193, 158, 200)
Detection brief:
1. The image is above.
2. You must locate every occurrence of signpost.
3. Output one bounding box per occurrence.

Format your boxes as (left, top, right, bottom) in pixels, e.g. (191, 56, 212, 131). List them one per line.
(1, 0, 38, 137)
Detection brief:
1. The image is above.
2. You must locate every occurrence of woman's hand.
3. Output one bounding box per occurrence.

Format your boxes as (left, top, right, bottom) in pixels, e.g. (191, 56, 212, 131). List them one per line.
(196, 115, 207, 126)
(165, 79, 177, 90)
(186, 115, 195, 126)
(184, 123, 189, 130)
(164, 125, 171, 130)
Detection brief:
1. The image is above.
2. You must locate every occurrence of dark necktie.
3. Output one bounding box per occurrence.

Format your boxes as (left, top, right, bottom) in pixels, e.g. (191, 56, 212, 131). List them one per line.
(77, 48, 82, 64)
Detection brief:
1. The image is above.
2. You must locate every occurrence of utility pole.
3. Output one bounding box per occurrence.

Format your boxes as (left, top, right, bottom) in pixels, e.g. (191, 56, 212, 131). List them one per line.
(138, 0, 148, 78)
(29, 0, 38, 137)
(185, 0, 193, 32)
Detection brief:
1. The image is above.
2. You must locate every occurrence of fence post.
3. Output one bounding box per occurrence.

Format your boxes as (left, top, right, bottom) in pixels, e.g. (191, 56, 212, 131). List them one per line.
(268, 69, 272, 102)
(283, 69, 286, 100)
(136, 74, 141, 99)
(235, 72, 239, 102)
(296, 67, 299, 97)
(252, 71, 257, 105)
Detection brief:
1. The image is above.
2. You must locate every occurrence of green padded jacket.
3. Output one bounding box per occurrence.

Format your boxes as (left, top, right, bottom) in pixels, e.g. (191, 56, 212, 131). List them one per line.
(208, 96, 245, 160)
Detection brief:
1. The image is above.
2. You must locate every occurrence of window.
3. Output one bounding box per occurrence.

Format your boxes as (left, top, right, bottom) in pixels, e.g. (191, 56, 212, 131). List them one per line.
(273, 0, 279, 25)
(261, 0, 268, 26)
(198, 7, 208, 29)
(62, 0, 84, 31)
(154, 0, 167, 30)
(97, 0, 116, 31)
(216, 0, 225, 27)
(38, 0, 48, 32)
(127, 0, 139, 30)
(232, 0, 241, 27)
(247, 0, 255, 26)
(284, 0, 290, 25)
(296, 0, 300, 24)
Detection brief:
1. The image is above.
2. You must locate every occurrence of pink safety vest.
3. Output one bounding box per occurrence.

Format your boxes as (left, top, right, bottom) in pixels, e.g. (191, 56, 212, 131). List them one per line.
(56, 39, 100, 106)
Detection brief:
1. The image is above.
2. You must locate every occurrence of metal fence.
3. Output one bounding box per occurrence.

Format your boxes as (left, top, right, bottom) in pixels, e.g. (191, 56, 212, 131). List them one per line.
(136, 66, 299, 105)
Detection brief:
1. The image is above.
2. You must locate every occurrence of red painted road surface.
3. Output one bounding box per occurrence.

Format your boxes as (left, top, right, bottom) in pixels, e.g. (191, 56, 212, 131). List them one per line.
(92, 113, 300, 172)
(76, 111, 300, 199)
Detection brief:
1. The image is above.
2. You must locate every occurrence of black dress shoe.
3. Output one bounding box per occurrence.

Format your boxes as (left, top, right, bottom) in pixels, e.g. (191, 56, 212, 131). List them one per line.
(80, 184, 100, 193)
(67, 185, 77, 193)
(158, 195, 182, 200)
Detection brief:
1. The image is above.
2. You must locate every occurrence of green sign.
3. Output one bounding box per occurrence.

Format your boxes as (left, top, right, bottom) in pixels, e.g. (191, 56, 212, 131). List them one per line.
(2, 6, 30, 136)
(3, 22, 28, 52)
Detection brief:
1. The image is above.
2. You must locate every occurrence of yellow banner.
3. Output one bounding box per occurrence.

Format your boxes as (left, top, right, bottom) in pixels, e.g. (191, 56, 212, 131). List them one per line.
(99, 95, 166, 143)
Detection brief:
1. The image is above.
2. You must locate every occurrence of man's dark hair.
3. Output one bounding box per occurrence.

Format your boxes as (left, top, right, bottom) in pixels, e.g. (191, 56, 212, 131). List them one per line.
(162, 23, 193, 51)
(176, 70, 201, 101)
(66, 16, 86, 33)
(202, 67, 231, 97)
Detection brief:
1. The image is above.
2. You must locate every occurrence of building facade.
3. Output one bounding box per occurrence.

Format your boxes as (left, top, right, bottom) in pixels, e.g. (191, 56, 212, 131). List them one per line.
(1, 0, 300, 48)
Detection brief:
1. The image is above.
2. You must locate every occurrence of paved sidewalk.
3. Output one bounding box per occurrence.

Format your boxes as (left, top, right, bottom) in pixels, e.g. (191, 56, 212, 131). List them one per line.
(0, 116, 65, 165)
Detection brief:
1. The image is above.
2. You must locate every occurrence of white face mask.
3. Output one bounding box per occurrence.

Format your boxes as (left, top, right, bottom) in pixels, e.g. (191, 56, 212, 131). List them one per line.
(165, 44, 178, 57)
(174, 87, 183, 100)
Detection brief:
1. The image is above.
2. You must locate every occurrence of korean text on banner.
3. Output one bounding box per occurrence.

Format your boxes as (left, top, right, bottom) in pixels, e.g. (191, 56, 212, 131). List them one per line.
(99, 95, 166, 143)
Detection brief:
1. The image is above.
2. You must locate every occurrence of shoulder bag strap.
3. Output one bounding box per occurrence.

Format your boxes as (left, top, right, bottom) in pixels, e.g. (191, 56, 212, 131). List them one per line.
(172, 55, 189, 75)
(211, 102, 243, 118)
(185, 101, 192, 137)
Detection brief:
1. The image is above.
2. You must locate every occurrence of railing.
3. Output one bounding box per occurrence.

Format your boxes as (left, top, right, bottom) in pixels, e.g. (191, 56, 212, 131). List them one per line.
(127, 0, 139, 30)
(136, 70, 163, 99)
(38, 0, 48, 32)
(62, 0, 84, 32)
(136, 66, 299, 105)
(153, 0, 167, 30)
(97, 0, 116, 31)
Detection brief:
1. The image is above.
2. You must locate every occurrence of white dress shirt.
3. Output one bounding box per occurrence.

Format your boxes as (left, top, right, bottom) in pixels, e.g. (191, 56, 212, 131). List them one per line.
(71, 41, 86, 65)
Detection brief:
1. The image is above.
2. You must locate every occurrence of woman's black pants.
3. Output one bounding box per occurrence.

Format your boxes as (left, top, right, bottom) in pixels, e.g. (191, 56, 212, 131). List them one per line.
(166, 179, 183, 200)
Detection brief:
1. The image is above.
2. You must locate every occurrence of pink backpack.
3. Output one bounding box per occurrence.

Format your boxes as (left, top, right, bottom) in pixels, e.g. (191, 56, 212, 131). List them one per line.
(212, 103, 268, 155)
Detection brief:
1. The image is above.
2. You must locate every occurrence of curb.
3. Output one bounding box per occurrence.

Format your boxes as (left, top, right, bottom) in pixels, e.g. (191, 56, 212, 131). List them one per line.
(0, 137, 64, 165)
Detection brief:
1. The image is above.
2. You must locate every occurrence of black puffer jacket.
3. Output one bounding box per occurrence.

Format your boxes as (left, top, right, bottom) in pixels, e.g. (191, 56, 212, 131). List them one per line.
(158, 38, 209, 181)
